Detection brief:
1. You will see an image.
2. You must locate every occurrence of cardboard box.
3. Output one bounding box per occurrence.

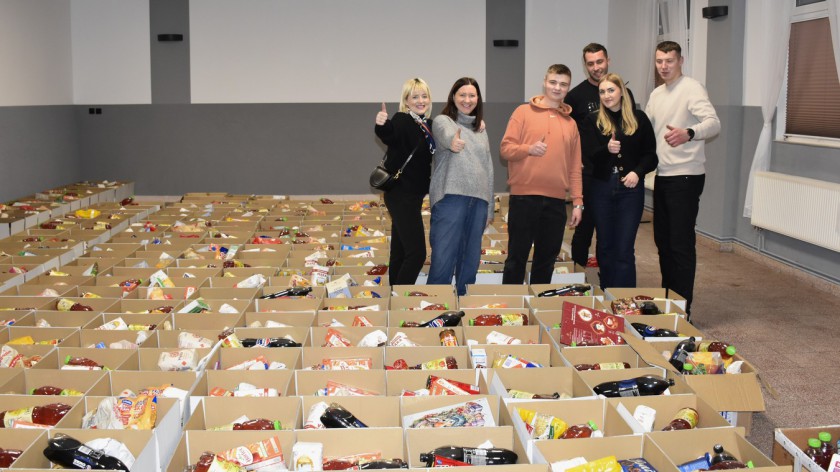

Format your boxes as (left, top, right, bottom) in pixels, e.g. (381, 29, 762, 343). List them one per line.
(309, 325, 388, 347)
(108, 369, 202, 425)
(384, 346, 469, 370)
(607, 393, 734, 433)
(172, 312, 244, 331)
(46, 346, 140, 371)
(301, 346, 384, 370)
(295, 369, 386, 396)
(0, 428, 46, 468)
(219, 345, 302, 370)
(0, 368, 109, 396)
(299, 395, 400, 427)
(392, 284, 455, 297)
(385, 369, 483, 396)
(186, 396, 301, 430)
(0, 295, 60, 311)
(471, 344, 552, 368)
(622, 314, 703, 342)
(92, 312, 171, 331)
(388, 295, 457, 311)
(575, 367, 693, 396)
(466, 284, 533, 296)
(295, 427, 406, 463)
(773, 425, 840, 472)
(485, 366, 593, 400)
(502, 397, 637, 461)
(313, 310, 385, 327)
(255, 297, 322, 313)
(459, 295, 527, 309)
(605, 287, 687, 311)
(195, 368, 296, 398)
(4, 325, 80, 347)
(532, 434, 676, 472)
(234, 326, 310, 347)
(557, 345, 650, 370)
(386, 326, 465, 347)
(137, 347, 216, 372)
(464, 325, 542, 345)
(528, 295, 608, 315)
(649, 427, 782, 471)
(405, 425, 522, 467)
(166, 429, 295, 472)
(0, 393, 84, 428)
(13, 427, 157, 471)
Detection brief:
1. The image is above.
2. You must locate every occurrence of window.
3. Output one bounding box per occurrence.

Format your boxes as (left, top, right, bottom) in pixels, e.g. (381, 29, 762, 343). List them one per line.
(781, 0, 840, 144)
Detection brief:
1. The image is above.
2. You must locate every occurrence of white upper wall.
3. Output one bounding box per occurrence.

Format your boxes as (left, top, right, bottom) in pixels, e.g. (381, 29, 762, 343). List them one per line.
(524, 0, 610, 100)
(71, 0, 151, 104)
(0, 0, 72, 106)
(189, 0, 486, 103)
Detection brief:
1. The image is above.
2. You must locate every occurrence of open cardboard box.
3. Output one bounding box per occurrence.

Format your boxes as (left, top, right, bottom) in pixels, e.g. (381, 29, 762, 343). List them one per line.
(405, 425, 523, 468)
(0, 295, 60, 311)
(485, 366, 593, 400)
(0, 368, 109, 396)
(528, 295, 608, 315)
(28, 309, 102, 328)
(622, 314, 703, 342)
(195, 369, 296, 400)
(529, 283, 600, 298)
(295, 369, 387, 396)
(392, 284, 455, 297)
(234, 326, 310, 346)
(557, 345, 651, 370)
(314, 310, 385, 327)
(172, 312, 244, 330)
(0, 281, 76, 297)
(470, 343, 553, 368)
(295, 427, 406, 464)
(605, 287, 687, 311)
(459, 295, 527, 309)
(621, 334, 766, 434)
(0, 393, 85, 428)
(301, 346, 384, 369)
(464, 325, 542, 345)
(649, 427, 784, 472)
(255, 297, 322, 313)
(219, 345, 302, 370)
(773, 425, 840, 472)
(309, 325, 387, 347)
(0, 428, 46, 468)
(137, 347, 216, 372)
(384, 346, 470, 370)
(108, 369, 202, 426)
(34, 346, 137, 371)
(401, 394, 501, 428)
(4, 325, 80, 347)
(388, 295, 458, 311)
(299, 395, 401, 427)
(607, 393, 734, 433)
(13, 427, 157, 471)
(387, 309, 460, 328)
(246, 310, 317, 327)
(531, 434, 676, 472)
(466, 284, 532, 296)
(166, 430, 295, 472)
(155, 329, 224, 348)
(575, 367, 691, 396)
(385, 369, 483, 396)
(92, 312, 171, 331)
(194, 286, 259, 300)
(0, 342, 57, 369)
(186, 396, 302, 430)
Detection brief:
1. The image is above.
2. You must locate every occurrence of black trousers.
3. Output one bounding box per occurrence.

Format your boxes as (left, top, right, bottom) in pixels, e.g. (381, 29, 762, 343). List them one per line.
(384, 191, 427, 286)
(571, 173, 595, 267)
(502, 195, 567, 285)
(653, 174, 705, 314)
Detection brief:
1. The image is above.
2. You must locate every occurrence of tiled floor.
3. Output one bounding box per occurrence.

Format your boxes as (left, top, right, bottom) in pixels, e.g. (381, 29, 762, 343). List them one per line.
(594, 211, 840, 456)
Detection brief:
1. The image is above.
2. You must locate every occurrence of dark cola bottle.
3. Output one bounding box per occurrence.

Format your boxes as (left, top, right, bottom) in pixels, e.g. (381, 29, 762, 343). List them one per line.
(420, 446, 518, 466)
(537, 284, 591, 297)
(359, 458, 408, 469)
(593, 376, 675, 397)
(320, 403, 367, 428)
(669, 336, 697, 371)
(240, 337, 302, 347)
(418, 311, 465, 328)
(259, 286, 313, 299)
(43, 433, 129, 471)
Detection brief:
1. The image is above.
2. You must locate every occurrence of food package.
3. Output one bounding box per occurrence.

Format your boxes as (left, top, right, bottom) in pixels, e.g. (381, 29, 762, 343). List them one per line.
(356, 330, 387, 347)
(320, 380, 379, 397)
(403, 398, 495, 428)
(292, 441, 323, 471)
(516, 407, 568, 439)
(178, 331, 214, 348)
(157, 349, 198, 371)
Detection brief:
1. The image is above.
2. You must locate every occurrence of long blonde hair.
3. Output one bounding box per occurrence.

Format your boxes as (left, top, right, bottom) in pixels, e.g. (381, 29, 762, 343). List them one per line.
(595, 73, 637, 136)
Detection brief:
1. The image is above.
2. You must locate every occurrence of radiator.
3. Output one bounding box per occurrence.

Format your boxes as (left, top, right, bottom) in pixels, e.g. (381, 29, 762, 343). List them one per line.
(751, 171, 840, 252)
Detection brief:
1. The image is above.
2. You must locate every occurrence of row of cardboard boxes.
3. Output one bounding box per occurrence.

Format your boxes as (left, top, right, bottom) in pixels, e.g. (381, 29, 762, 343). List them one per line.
(0, 366, 778, 472)
(0, 181, 135, 238)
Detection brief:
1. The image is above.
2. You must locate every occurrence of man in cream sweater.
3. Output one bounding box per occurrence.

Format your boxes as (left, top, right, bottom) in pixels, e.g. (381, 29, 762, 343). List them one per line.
(645, 41, 721, 319)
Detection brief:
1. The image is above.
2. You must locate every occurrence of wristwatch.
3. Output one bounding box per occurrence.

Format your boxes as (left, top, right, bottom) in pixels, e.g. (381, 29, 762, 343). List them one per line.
(573, 205, 584, 210)
(687, 128, 695, 141)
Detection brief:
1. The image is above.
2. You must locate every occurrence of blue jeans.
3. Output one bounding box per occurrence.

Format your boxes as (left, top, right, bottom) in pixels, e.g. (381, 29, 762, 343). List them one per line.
(428, 195, 488, 295)
(502, 195, 567, 285)
(589, 173, 644, 289)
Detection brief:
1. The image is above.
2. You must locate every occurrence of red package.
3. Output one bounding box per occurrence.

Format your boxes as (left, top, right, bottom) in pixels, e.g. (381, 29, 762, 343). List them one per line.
(560, 302, 625, 346)
(427, 375, 480, 395)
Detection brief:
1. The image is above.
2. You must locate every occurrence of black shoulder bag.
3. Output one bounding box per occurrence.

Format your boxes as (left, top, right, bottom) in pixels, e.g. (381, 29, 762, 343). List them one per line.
(369, 141, 421, 191)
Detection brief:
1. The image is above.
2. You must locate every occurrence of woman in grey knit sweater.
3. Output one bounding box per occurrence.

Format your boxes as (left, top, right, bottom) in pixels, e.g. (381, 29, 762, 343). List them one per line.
(428, 77, 494, 295)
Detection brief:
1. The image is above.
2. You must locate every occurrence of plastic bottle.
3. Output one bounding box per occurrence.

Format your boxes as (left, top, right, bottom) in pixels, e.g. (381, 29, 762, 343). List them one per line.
(420, 446, 518, 466)
(639, 301, 662, 314)
(30, 385, 84, 396)
(232, 418, 282, 430)
(592, 376, 675, 397)
(708, 444, 746, 470)
(366, 264, 388, 275)
(698, 341, 737, 367)
(561, 421, 598, 439)
(817, 432, 835, 470)
(0, 448, 22, 467)
(320, 403, 367, 428)
(537, 284, 591, 297)
(240, 337, 302, 348)
(359, 459, 408, 469)
(682, 363, 695, 375)
(0, 402, 72, 427)
(43, 434, 129, 471)
(64, 355, 106, 369)
(574, 362, 631, 371)
(259, 286, 313, 299)
(506, 389, 561, 399)
(439, 329, 458, 346)
(630, 322, 679, 338)
(806, 438, 823, 468)
(469, 313, 529, 326)
(669, 336, 697, 371)
(415, 311, 465, 328)
(661, 407, 699, 431)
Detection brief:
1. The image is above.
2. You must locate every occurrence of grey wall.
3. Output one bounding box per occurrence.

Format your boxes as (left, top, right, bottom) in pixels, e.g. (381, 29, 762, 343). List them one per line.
(0, 106, 80, 202)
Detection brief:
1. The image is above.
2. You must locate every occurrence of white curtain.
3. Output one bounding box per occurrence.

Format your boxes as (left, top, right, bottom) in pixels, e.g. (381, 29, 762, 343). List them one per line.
(659, 0, 690, 76)
(638, 0, 660, 104)
(742, 1, 793, 218)
(829, 0, 840, 81)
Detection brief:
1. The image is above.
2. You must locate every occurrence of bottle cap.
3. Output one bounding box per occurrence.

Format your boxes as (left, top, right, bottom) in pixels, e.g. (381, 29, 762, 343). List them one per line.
(747, 461, 754, 468)
(587, 420, 599, 430)
(273, 420, 282, 430)
(469, 319, 475, 326)
(726, 345, 736, 356)
(683, 363, 694, 372)
(818, 432, 832, 442)
(808, 438, 821, 448)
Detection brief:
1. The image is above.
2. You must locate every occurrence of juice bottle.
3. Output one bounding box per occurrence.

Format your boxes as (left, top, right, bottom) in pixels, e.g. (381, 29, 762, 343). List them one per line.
(805, 438, 822, 468)
(661, 407, 699, 431)
(439, 329, 458, 346)
(0, 403, 72, 427)
(698, 341, 737, 367)
(64, 355, 105, 369)
(30, 385, 84, 396)
(0, 448, 23, 467)
(232, 418, 282, 430)
(816, 432, 835, 470)
(561, 421, 598, 439)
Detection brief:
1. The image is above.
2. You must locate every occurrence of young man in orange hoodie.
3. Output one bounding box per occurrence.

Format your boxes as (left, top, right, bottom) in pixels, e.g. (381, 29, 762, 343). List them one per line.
(500, 64, 584, 285)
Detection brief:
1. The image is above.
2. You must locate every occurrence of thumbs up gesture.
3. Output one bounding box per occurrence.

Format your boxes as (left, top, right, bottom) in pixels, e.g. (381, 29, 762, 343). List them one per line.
(375, 102, 388, 126)
(529, 136, 547, 157)
(451, 128, 466, 153)
(608, 132, 621, 154)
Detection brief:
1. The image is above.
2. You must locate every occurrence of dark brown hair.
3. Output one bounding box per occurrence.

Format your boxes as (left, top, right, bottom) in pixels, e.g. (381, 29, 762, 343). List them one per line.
(656, 40, 682, 56)
(440, 77, 483, 132)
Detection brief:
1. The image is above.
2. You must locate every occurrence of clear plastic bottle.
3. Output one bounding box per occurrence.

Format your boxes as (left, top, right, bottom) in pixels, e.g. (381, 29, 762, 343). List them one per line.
(816, 432, 835, 470)
(661, 407, 699, 431)
(0, 403, 72, 427)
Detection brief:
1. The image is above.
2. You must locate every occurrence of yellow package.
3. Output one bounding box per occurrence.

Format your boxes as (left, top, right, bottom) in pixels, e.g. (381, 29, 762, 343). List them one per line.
(567, 456, 623, 472)
(516, 408, 568, 439)
(116, 393, 158, 430)
(7, 336, 35, 345)
(74, 209, 101, 218)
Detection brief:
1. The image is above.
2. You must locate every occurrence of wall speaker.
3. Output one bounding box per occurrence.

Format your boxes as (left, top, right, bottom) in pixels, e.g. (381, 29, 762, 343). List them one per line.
(493, 40, 519, 47)
(702, 6, 728, 19)
(157, 34, 184, 42)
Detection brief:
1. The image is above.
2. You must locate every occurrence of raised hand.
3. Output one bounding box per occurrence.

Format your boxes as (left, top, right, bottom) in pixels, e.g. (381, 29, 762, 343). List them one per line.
(529, 136, 547, 157)
(375, 102, 388, 126)
(664, 124, 689, 147)
(451, 128, 465, 153)
(608, 132, 621, 154)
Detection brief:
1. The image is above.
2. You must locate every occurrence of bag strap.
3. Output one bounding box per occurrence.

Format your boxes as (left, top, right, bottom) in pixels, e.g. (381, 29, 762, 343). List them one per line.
(381, 140, 422, 180)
